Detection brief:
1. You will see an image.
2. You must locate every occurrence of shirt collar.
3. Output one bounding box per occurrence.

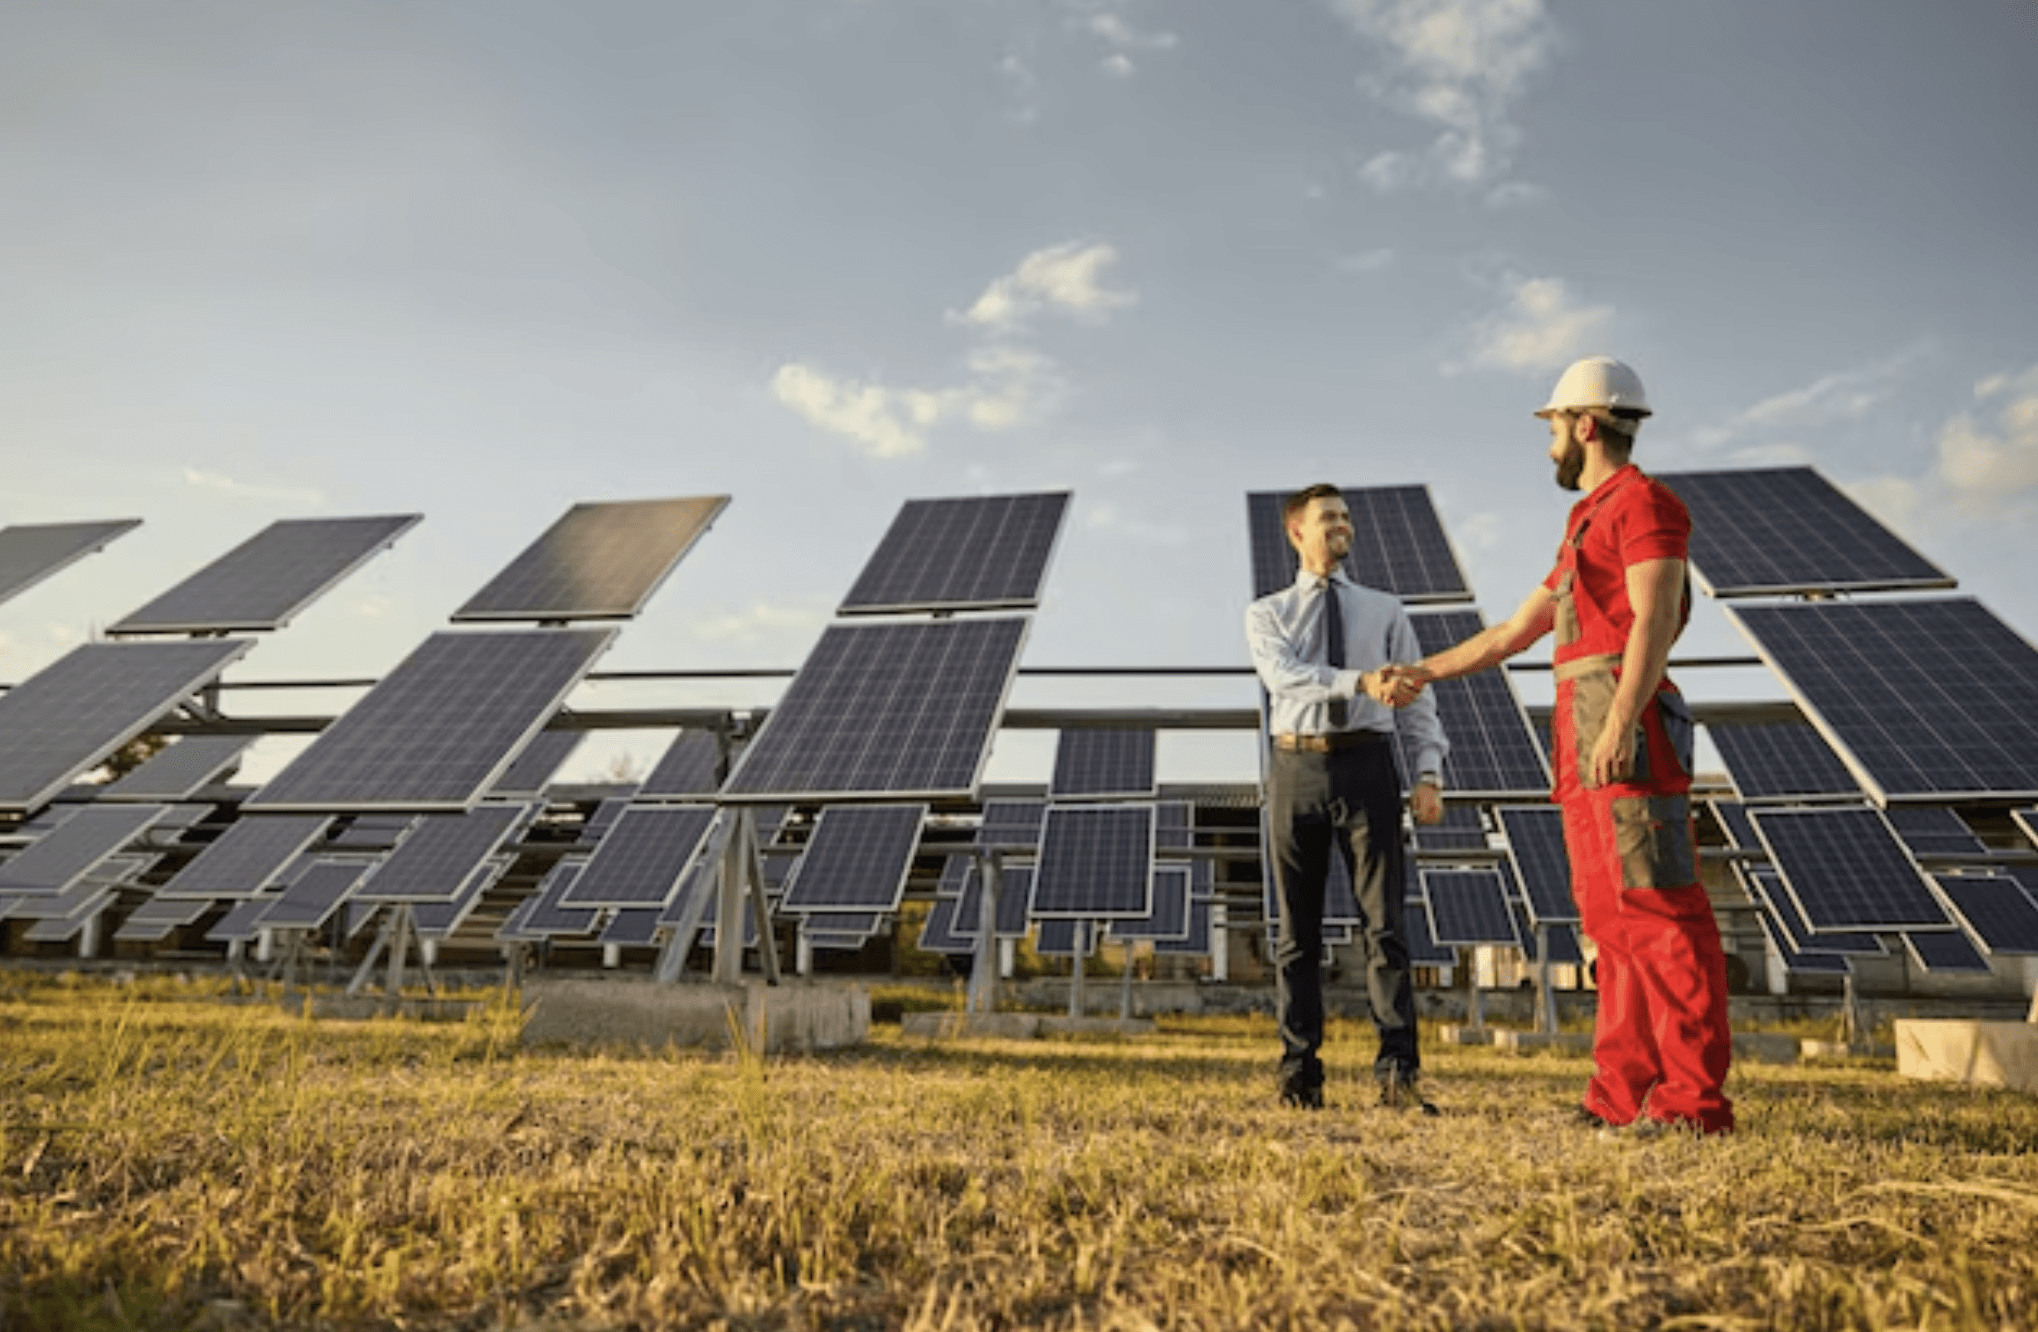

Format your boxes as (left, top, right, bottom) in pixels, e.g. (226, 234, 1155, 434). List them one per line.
(1291, 566, 1348, 591)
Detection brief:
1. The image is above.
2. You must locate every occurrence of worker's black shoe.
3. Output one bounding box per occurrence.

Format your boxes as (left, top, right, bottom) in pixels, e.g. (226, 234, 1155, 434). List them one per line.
(1379, 1070, 1439, 1117)
(1279, 1085, 1325, 1111)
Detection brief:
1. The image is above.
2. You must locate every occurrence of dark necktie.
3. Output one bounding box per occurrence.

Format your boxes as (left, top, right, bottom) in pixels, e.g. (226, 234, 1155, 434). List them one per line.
(1322, 578, 1347, 729)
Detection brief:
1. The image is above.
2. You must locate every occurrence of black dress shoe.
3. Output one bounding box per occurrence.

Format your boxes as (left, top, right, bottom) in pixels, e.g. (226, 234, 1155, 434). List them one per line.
(1379, 1070, 1439, 1117)
(1280, 1086, 1325, 1110)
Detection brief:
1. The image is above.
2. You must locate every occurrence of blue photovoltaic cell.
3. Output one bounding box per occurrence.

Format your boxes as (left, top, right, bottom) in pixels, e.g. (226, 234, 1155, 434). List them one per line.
(598, 908, 665, 947)
(1495, 806, 1579, 925)
(979, 799, 1046, 850)
(1539, 922, 1585, 966)
(1413, 804, 1487, 853)
(508, 863, 601, 940)
(1032, 917, 1100, 957)
(579, 796, 634, 845)
(1050, 729, 1157, 801)
(13, 856, 145, 923)
(326, 814, 418, 849)
(722, 618, 1027, 801)
(1759, 913, 1853, 977)
(1404, 611, 1550, 798)
(1401, 900, 1458, 966)
(1903, 929, 1993, 974)
(1155, 802, 1193, 854)
(1710, 722, 1862, 803)
(559, 805, 716, 908)
(453, 496, 728, 622)
(1932, 871, 2038, 955)
(487, 730, 584, 799)
(1655, 467, 1952, 599)
(1153, 898, 1213, 957)
(1031, 804, 1155, 919)
(780, 804, 925, 913)
(838, 491, 1069, 614)
(159, 815, 332, 899)
(1709, 801, 1762, 851)
(1109, 865, 1192, 941)
(247, 628, 616, 812)
(2015, 809, 2038, 850)
(917, 896, 973, 954)
(0, 639, 255, 813)
(206, 895, 280, 944)
(254, 861, 365, 929)
(110, 515, 420, 634)
(1729, 598, 2038, 802)
(412, 865, 506, 939)
(98, 735, 255, 801)
(0, 804, 166, 893)
(1743, 867, 1885, 956)
(0, 519, 141, 607)
(1245, 486, 1471, 603)
(1884, 807, 1988, 859)
(954, 863, 1034, 938)
(638, 730, 723, 799)
(352, 803, 536, 903)
(1422, 868, 1521, 947)
(1752, 807, 1950, 932)
(113, 893, 213, 942)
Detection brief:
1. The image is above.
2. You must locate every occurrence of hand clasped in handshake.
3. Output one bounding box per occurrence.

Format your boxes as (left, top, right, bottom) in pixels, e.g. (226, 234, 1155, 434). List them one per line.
(1364, 663, 1432, 708)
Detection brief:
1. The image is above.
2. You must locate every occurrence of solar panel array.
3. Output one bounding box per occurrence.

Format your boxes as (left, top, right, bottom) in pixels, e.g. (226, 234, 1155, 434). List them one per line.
(1710, 800, 1761, 851)
(1031, 804, 1155, 918)
(838, 492, 1068, 614)
(1743, 867, 1885, 956)
(0, 519, 142, 607)
(558, 805, 716, 908)
(1032, 917, 1100, 957)
(639, 730, 723, 800)
(1245, 486, 1471, 603)
(0, 804, 165, 893)
(452, 496, 728, 622)
(1710, 722, 1861, 803)
(503, 863, 600, 940)
(1495, 806, 1579, 925)
(1404, 610, 1550, 798)
(97, 735, 254, 801)
(0, 639, 255, 813)
(487, 730, 584, 799)
(917, 896, 972, 953)
(1108, 865, 1192, 941)
(109, 515, 421, 634)
(720, 618, 1027, 801)
(954, 864, 1035, 938)
(160, 815, 332, 899)
(1422, 868, 1520, 947)
(353, 803, 536, 904)
(1752, 807, 1950, 932)
(1401, 901, 1459, 965)
(247, 628, 615, 811)
(257, 860, 366, 930)
(1729, 598, 2038, 802)
(112, 893, 212, 942)
(1656, 467, 1953, 599)
(1049, 729, 1157, 801)
(1884, 807, 1988, 859)
(1903, 930, 1993, 975)
(1413, 804, 1487, 853)
(779, 804, 925, 914)
(1932, 872, 2038, 955)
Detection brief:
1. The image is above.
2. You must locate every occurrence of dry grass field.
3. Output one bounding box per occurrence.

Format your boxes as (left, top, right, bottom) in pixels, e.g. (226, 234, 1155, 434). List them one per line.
(3, 970, 2036, 1331)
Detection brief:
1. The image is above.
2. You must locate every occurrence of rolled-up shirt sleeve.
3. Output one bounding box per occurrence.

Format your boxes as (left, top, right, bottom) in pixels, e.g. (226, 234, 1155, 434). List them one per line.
(1387, 611, 1449, 778)
(1246, 599, 1361, 705)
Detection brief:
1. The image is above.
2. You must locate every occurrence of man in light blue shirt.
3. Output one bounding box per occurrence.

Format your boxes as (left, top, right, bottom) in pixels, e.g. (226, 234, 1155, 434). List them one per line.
(1246, 483, 1448, 1112)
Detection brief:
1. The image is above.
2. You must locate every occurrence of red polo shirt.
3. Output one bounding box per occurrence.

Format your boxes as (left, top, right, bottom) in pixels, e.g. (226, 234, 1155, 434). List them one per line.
(1543, 465, 1691, 664)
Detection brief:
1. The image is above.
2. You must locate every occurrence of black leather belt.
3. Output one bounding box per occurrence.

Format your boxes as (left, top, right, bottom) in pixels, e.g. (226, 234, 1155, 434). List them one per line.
(1272, 730, 1389, 753)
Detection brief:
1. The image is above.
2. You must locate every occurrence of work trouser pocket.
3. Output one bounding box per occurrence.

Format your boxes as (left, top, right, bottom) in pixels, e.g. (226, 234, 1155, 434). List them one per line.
(1610, 795, 1698, 890)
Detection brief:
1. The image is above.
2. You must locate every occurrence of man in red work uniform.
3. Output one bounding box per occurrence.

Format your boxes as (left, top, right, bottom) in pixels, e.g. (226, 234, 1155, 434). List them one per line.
(1387, 356, 1734, 1134)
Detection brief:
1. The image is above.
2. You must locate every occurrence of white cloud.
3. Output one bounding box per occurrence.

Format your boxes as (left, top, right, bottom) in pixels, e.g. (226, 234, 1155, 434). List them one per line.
(1088, 12, 1180, 55)
(1691, 345, 1931, 452)
(690, 598, 829, 646)
(1453, 511, 1502, 553)
(1100, 52, 1136, 77)
(181, 467, 324, 507)
(1330, 0, 1557, 186)
(1358, 150, 1421, 193)
(1466, 276, 1613, 375)
(1336, 248, 1398, 274)
(1726, 441, 1817, 467)
(771, 347, 1062, 459)
(955, 241, 1136, 331)
(1085, 501, 1189, 547)
(1484, 180, 1546, 209)
(1850, 364, 2038, 533)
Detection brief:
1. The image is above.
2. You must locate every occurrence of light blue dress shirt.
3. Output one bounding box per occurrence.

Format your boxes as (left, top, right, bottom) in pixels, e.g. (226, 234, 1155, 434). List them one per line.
(1245, 569, 1450, 780)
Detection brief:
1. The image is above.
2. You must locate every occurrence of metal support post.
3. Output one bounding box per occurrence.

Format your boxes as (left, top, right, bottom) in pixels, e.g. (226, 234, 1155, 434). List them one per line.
(1068, 924, 1088, 1017)
(1210, 902, 1228, 982)
(968, 852, 1002, 1015)
(1118, 940, 1135, 1021)
(1535, 925, 1558, 1035)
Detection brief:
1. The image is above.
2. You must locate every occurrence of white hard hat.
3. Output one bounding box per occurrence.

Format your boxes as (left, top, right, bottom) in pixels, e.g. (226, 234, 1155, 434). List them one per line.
(1534, 356, 1652, 419)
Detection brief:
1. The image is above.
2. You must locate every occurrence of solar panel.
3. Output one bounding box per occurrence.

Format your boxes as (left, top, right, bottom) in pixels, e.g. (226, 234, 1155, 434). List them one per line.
(559, 805, 716, 908)
(246, 628, 616, 812)
(638, 730, 723, 800)
(1758, 914, 1853, 976)
(1108, 865, 1192, 941)
(453, 496, 729, 622)
(509, 862, 601, 939)
(1404, 611, 1550, 798)
(1884, 807, 1988, 859)
(805, 913, 883, 950)
(1400, 900, 1458, 965)
(838, 491, 1069, 615)
(326, 814, 418, 849)
(721, 618, 1028, 801)
(1031, 804, 1155, 919)
(1931, 871, 2038, 955)
(352, 803, 537, 903)
(109, 515, 422, 634)
(1902, 929, 1993, 974)
(113, 893, 214, 942)
(1155, 801, 1193, 854)
(1710, 723, 1861, 803)
(598, 908, 665, 948)
(916, 896, 973, 954)
(1153, 897, 1215, 957)
(1751, 807, 1950, 932)
(158, 815, 332, 899)
(1537, 921, 1586, 966)
(1245, 486, 1471, 603)
(780, 804, 924, 913)
(22, 887, 124, 941)
(1742, 867, 1885, 955)
(979, 799, 1046, 850)
(1729, 598, 2038, 803)
(1494, 806, 1579, 925)
(1709, 801, 1762, 852)
(0, 639, 256, 813)
(1422, 868, 1520, 946)
(1655, 467, 1953, 599)
(255, 860, 366, 930)
(487, 730, 584, 799)
(0, 804, 165, 893)
(0, 519, 142, 607)
(953, 863, 1034, 938)
(205, 895, 279, 944)
(579, 796, 634, 845)
(1413, 804, 1487, 853)
(1049, 729, 1156, 801)
(95, 735, 255, 802)
(412, 864, 507, 939)
(1033, 917, 1101, 957)
(2015, 809, 2038, 850)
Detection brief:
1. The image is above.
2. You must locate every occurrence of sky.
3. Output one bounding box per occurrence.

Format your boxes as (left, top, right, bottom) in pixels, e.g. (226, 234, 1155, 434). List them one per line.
(5, 0, 2037, 790)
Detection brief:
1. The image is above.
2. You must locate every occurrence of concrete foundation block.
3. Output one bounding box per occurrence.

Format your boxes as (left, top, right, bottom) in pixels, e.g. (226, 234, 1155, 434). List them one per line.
(1490, 1030, 1593, 1054)
(1895, 1019, 2038, 1093)
(1437, 1024, 1496, 1045)
(520, 977, 868, 1054)
(900, 1012, 1043, 1040)
(1731, 1032, 1800, 1065)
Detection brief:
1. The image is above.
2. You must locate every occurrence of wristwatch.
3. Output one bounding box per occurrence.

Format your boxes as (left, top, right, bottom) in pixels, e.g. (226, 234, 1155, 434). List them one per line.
(1416, 772, 1444, 791)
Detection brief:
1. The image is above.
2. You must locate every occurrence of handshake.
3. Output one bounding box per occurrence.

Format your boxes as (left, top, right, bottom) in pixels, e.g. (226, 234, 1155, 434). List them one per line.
(1362, 663, 1433, 709)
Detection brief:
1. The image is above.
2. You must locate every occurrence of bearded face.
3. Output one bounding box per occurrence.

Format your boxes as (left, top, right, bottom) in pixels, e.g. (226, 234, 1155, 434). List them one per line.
(1554, 437, 1587, 492)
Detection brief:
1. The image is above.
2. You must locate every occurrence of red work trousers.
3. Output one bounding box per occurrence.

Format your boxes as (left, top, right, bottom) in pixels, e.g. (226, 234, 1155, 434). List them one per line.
(1560, 783, 1735, 1132)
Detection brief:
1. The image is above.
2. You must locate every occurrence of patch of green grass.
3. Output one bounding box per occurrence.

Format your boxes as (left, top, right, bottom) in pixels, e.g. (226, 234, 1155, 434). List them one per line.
(2, 972, 2035, 1329)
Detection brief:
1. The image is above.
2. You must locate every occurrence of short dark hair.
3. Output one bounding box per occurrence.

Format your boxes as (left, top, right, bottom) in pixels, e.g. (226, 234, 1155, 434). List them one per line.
(1283, 483, 1343, 527)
